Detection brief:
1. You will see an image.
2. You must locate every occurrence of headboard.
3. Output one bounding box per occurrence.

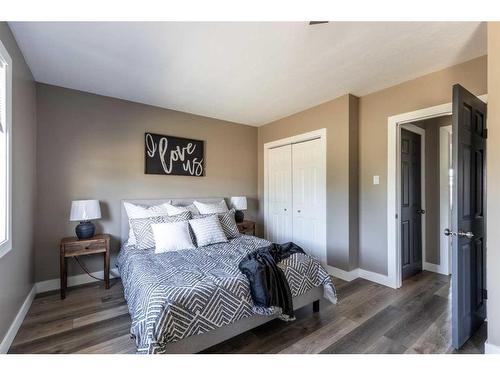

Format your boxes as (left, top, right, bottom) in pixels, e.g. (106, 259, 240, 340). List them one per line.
(120, 197, 225, 245)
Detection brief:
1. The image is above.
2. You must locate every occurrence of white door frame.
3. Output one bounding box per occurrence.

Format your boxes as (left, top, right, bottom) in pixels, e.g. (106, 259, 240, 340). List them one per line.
(439, 125, 452, 276)
(387, 95, 487, 289)
(399, 123, 426, 281)
(263, 128, 327, 262)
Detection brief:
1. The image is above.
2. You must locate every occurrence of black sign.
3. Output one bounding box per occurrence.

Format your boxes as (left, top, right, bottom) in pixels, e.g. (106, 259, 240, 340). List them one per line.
(145, 132, 204, 176)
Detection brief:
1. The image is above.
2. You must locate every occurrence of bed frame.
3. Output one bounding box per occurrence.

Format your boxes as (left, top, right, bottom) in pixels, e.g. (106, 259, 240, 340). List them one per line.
(120, 198, 325, 354)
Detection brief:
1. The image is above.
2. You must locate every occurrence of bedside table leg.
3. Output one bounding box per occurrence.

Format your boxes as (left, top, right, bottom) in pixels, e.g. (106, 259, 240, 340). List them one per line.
(313, 300, 320, 313)
(60, 254, 67, 300)
(104, 250, 110, 289)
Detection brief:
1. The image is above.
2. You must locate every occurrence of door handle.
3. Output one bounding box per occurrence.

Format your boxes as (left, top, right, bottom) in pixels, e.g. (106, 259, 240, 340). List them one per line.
(416, 209, 426, 214)
(458, 230, 474, 239)
(444, 228, 474, 239)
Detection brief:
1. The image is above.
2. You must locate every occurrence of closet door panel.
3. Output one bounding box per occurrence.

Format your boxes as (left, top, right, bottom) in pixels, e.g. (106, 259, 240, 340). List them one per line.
(267, 145, 293, 243)
(292, 139, 325, 261)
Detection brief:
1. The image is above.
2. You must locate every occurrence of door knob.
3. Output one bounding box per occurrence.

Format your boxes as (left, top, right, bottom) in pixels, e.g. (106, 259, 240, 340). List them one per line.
(284, 208, 287, 211)
(444, 228, 474, 239)
(458, 230, 474, 239)
(416, 209, 426, 214)
(297, 210, 301, 213)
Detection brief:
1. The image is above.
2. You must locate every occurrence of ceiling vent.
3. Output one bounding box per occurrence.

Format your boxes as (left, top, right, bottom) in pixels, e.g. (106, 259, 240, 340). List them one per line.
(309, 21, 329, 25)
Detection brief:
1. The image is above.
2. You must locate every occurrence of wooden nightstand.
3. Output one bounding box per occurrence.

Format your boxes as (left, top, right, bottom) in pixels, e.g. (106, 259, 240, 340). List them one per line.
(60, 234, 110, 299)
(237, 220, 256, 236)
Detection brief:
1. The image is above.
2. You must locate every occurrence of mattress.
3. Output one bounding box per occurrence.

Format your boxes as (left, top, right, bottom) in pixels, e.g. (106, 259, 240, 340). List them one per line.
(118, 235, 336, 354)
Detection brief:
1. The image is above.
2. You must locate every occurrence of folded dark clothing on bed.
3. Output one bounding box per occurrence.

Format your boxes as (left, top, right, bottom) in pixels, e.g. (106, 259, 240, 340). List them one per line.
(238, 242, 305, 320)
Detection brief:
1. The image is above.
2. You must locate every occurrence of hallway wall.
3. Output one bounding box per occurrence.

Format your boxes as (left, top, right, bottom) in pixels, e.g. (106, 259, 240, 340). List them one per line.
(414, 115, 452, 267)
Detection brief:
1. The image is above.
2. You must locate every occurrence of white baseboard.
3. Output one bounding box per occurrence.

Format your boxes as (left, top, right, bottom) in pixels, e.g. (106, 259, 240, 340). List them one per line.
(324, 265, 359, 282)
(35, 267, 120, 294)
(357, 268, 394, 288)
(423, 262, 449, 276)
(0, 285, 36, 354)
(325, 265, 395, 288)
(0, 267, 120, 354)
(0, 268, 121, 354)
(485, 341, 500, 354)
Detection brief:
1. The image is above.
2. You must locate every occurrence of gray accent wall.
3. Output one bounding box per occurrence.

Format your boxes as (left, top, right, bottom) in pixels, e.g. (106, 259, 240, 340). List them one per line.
(35, 83, 258, 282)
(0, 23, 37, 345)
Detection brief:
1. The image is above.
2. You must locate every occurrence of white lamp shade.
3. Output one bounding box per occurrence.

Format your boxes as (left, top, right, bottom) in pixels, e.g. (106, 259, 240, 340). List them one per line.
(230, 196, 247, 210)
(70, 200, 101, 221)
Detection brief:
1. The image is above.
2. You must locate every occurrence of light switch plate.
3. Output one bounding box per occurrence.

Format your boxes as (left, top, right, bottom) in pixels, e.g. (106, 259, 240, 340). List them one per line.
(373, 175, 380, 185)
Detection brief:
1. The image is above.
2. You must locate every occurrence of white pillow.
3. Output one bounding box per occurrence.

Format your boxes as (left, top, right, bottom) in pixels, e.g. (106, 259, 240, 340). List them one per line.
(165, 203, 199, 216)
(193, 200, 229, 214)
(189, 215, 228, 247)
(124, 201, 171, 245)
(152, 221, 195, 253)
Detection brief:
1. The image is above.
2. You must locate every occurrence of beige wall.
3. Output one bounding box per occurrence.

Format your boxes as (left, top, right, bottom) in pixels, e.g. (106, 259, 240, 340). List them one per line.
(35, 83, 258, 282)
(348, 95, 360, 269)
(414, 115, 452, 265)
(258, 57, 486, 274)
(0, 23, 37, 345)
(257, 94, 359, 270)
(359, 56, 487, 275)
(486, 22, 500, 349)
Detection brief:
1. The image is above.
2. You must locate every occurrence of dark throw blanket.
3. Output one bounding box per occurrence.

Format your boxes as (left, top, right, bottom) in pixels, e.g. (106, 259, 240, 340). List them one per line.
(238, 242, 305, 320)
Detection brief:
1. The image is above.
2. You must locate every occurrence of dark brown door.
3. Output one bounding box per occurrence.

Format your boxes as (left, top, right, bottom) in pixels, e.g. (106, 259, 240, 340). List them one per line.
(448, 84, 487, 349)
(400, 128, 423, 280)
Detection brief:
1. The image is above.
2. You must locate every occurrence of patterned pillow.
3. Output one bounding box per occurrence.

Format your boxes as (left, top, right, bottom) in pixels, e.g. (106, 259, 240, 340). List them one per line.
(130, 211, 191, 250)
(165, 203, 199, 216)
(193, 209, 240, 239)
(189, 215, 228, 247)
(193, 200, 228, 214)
(124, 201, 172, 245)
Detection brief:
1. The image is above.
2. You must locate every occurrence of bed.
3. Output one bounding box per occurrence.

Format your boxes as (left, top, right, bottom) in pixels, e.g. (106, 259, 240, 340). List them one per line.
(118, 198, 337, 354)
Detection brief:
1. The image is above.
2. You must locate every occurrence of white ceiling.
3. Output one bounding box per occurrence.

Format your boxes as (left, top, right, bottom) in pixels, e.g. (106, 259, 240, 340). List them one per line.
(9, 22, 486, 126)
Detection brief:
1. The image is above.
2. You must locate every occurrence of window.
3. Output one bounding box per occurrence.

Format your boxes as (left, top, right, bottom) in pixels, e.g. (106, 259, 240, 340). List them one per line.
(0, 40, 12, 258)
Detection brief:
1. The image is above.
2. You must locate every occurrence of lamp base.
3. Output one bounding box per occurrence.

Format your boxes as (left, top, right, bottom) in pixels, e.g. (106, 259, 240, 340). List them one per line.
(235, 210, 244, 223)
(75, 221, 95, 240)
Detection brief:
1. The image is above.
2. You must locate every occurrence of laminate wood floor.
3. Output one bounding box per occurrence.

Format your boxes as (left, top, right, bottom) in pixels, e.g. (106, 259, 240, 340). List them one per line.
(9, 271, 486, 354)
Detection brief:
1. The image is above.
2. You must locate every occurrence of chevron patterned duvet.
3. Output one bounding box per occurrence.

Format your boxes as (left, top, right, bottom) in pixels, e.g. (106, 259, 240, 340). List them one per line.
(118, 235, 336, 354)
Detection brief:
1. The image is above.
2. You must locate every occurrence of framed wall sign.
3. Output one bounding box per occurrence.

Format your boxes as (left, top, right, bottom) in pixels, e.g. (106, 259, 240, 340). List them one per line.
(145, 132, 205, 176)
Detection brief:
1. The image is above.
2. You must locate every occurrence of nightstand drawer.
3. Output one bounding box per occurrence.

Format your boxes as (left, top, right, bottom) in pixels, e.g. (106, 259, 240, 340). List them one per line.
(237, 220, 255, 235)
(64, 241, 107, 256)
(238, 223, 252, 231)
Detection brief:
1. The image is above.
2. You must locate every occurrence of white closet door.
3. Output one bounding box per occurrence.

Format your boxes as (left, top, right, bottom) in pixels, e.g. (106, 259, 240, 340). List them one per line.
(292, 139, 326, 262)
(267, 145, 293, 243)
